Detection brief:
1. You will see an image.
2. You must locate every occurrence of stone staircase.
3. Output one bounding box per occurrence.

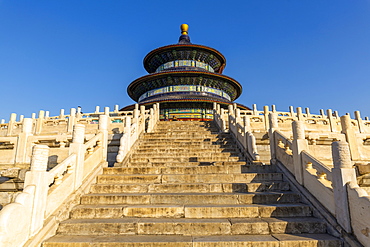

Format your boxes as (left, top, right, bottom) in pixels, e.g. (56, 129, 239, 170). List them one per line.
(43, 121, 341, 246)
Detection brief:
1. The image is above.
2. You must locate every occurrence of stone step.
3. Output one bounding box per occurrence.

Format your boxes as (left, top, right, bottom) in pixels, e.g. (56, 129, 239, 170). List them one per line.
(138, 139, 235, 144)
(142, 135, 228, 140)
(143, 130, 224, 135)
(57, 217, 326, 236)
(151, 130, 220, 134)
(128, 156, 244, 163)
(123, 161, 248, 168)
(43, 234, 341, 247)
(104, 166, 239, 175)
(141, 134, 232, 139)
(148, 131, 221, 135)
(80, 192, 300, 205)
(141, 135, 233, 140)
(139, 139, 235, 145)
(157, 121, 216, 125)
(90, 182, 290, 194)
(70, 203, 312, 219)
(133, 147, 239, 154)
(137, 143, 238, 149)
(96, 173, 283, 184)
(130, 153, 242, 159)
(103, 165, 276, 175)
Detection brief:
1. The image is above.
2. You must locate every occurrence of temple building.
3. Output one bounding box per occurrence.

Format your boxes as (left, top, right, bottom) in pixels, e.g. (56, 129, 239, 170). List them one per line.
(124, 24, 248, 120)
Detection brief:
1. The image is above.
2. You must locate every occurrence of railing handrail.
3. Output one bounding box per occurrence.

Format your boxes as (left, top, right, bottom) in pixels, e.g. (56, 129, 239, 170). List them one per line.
(47, 153, 76, 186)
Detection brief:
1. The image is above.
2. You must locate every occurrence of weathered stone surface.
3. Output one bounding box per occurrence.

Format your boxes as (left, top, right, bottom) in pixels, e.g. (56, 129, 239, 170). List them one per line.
(264, 217, 326, 234)
(230, 218, 270, 235)
(70, 205, 124, 219)
(136, 218, 231, 235)
(273, 234, 342, 247)
(185, 205, 260, 218)
(42, 121, 341, 246)
(123, 205, 184, 218)
(193, 235, 279, 247)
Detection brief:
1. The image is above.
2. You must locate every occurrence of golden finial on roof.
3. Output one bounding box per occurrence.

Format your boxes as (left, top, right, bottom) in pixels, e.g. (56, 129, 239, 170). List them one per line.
(180, 24, 189, 35)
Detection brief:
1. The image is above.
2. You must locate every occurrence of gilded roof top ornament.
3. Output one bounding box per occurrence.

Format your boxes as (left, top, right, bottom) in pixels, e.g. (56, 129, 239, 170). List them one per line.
(178, 24, 191, 44)
(180, 24, 189, 35)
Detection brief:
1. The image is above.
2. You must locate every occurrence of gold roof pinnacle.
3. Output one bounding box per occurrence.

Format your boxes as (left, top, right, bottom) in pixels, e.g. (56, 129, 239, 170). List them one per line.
(180, 24, 189, 35)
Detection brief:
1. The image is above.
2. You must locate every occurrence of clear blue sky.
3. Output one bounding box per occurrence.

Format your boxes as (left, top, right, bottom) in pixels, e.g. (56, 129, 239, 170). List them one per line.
(1, 0, 370, 120)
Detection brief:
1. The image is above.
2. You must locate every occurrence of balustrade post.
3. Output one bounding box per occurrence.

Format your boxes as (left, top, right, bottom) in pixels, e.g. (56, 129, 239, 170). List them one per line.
(6, 113, 17, 136)
(289, 106, 294, 117)
(98, 115, 109, 163)
(24, 145, 49, 236)
(247, 132, 259, 161)
(69, 124, 86, 189)
(76, 107, 82, 119)
(292, 120, 308, 184)
(140, 105, 146, 131)
(220, 108, 227, 132)
(228, 105, 234, 116)
(148, 108, 155, 133)
(305, 107, 311, 118)
(331, 141, 357, 233)
(35, 110, 45, 135)
(340, 115, 360, 161)
(327, 109, 335, 132)
(67, 108, 76, 133)
(228, 105, 235, 134)
(243, 116, 251, 132)
(124, 116, 132, 151)
(263, 105, 269, 131)
(114, 104, 119, 113)
(104, 107, 110, 116)
(95, 106, 100, 114)
(268, 113, 279, 162)
(354, 111, 364, 133)
(320, 109, 325, 118)
(156, 103, 160, 121)
(133, 104, 139, 123)
(15, 118, 34, 164)
(59, 109, 65, 119)
(296, 107, 303, 121)
(153, 104, 158, 123)
(140, 105, 146, 116)
(235, 108, 241, 123)
(252, 104, 258, 116)
(271, 105, 276, 113)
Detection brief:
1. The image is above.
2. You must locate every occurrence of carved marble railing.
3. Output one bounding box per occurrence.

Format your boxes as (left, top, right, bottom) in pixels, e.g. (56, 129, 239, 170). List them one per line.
(271, 116, 370, 246)
(301, 151, 335, 214)
(0, 116, 109, 247)
(0, 106, 146, 165)
(231, 104, 349, 134)
(116, 103, 160, 163)
(213, 103, 259, 161)
(274, 130, 294, 172)
(0, 105, 135, 136)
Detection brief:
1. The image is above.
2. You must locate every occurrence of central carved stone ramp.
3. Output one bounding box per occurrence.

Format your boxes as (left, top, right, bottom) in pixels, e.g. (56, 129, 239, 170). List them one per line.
(43, 121, 341, 246)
